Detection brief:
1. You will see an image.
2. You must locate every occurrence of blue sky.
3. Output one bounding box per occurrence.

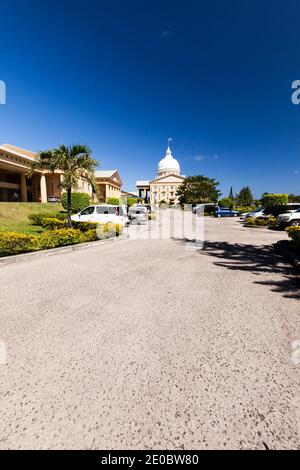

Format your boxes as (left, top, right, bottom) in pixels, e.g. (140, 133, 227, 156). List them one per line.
(0, 0, 300, 196)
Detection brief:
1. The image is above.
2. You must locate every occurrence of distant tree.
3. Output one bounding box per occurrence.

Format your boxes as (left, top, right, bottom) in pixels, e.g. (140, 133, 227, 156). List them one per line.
(288, 194, 300, 203)
(261, 192, 269, 201)
(218, 197, 234, 208)
(176, 175, 221, 205)
(262, 193, 289, 216)
(237, 186, 253, 206)
(228, 186, 234, 199)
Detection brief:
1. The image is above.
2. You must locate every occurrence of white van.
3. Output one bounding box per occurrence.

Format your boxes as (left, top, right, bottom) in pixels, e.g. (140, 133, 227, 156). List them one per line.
(71, 204, 129, 226)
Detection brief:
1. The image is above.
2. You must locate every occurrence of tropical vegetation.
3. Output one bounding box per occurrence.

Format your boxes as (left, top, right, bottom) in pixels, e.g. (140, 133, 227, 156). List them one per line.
(176, 175, 221, 205)
(29, 144, 98, 227)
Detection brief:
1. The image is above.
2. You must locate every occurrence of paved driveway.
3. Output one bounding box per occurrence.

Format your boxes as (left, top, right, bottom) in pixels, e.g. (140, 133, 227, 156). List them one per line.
(0, 216, 299, 449)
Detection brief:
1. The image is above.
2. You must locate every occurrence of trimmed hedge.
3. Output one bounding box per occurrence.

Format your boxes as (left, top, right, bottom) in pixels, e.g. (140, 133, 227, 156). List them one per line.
(0, 222, 122, 257)
(106, 197, 120, 205)
(29, 212, 67, 225)
(96, 222, 123, 239)
(245, 217, 276, 227)
(236, 206, 257, 215)
(39, 228, 85, 249)
(42, 217, 66, 230)
(72, 221, 98, 232)
(286, 226, 300, 246)
(61, 192, 91, 214)
(0, 232, 37, 257)
(262, 193, 289, 216)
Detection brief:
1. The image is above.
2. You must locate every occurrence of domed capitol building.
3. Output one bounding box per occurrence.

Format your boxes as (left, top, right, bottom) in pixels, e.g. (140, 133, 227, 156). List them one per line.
(136, 142, 185, 205)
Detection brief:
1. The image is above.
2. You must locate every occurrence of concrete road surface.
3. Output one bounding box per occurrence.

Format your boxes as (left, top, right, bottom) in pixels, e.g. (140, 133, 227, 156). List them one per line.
(0, 216, 300, 449)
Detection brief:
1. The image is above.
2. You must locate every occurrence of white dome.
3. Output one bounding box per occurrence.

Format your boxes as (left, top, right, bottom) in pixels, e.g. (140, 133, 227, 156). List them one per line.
(157, 146, 180, 176)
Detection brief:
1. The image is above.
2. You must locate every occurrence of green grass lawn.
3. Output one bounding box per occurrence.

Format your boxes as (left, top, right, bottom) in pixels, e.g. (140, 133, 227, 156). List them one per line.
(0, 202, 63, 234)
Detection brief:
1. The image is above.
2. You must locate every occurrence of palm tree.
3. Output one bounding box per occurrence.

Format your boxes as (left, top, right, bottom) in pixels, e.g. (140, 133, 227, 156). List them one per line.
(29, 144, 98, 227)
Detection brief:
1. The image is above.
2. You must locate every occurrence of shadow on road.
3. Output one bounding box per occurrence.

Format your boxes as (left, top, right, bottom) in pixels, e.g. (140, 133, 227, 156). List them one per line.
(172, 236, 300, 299)
(200, 240, 300, 299)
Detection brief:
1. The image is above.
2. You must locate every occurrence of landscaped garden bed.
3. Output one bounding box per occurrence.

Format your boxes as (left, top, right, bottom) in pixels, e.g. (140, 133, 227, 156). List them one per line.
(244, 216, 276, 228)
(0, 210, 123, 258)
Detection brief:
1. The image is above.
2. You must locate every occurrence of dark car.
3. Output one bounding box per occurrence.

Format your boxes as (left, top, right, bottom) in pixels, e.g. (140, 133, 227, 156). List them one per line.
(215, 207, 239, 218)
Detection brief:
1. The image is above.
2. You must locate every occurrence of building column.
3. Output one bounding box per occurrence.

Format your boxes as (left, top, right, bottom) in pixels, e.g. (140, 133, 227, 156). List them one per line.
(20, 173, 28, 202)
(40, 174, 47, 203)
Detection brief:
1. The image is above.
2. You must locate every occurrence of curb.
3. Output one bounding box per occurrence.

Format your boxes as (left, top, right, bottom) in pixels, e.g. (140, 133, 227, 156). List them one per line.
(0, 237, 119, 266)
(275, 240, 300, 271)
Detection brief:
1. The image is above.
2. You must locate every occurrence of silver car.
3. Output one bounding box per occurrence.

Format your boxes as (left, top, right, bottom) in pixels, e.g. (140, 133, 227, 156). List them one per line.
(128, 207, 148, 225)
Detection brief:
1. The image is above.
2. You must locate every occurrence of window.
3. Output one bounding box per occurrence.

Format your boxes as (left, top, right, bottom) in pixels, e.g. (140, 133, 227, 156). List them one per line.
(96, 206, 117, 215)
(80, 206, 95, 215)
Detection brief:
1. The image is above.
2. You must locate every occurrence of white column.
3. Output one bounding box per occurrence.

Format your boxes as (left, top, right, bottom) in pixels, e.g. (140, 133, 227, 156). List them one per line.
(40, 174, 47, 203)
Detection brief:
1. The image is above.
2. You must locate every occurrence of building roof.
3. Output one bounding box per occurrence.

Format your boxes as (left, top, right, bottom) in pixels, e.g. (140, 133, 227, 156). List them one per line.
(150, 174, 185, 184)
(94, 170, 118, 178)
(0, 144, 37, 160)
(157, 146, 180, 175)
(136, 180, 150, 186)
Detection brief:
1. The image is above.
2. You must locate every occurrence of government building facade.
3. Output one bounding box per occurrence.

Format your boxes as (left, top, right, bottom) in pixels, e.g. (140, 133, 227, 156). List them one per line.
(136, 145, 185, 205)
(0, 143, 123, 203)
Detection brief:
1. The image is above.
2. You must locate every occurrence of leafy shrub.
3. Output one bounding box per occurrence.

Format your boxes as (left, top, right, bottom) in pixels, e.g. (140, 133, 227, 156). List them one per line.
(61, 192, 90, 214)
(96, 222, 123, 239)
(286, 226, 300, 246)
(28, 211, 67, 226)
(262, 193, 289, 217)
(28, 212, 56, 226)
(236, 206, 257, 215)
(0, 232, 38, 257)
(218, 197, 234, 208)
(0, 223, 123, 258)
(39, 228, 84, 249)
(106, 197, 120, 205)
(53, 211, 68, 221)
(159, 200, 168, 208)
(37, 216, 98, 232)
(80, 229, 98, 243)
(127, 197, 136, 207)
(71, 221, 98, 232)
(42, 217, 66, 230)
(267, 217, 277, 227)
(245, 217, 269, 226)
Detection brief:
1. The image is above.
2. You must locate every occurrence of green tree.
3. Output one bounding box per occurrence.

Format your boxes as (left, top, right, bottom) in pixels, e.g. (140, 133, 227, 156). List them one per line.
(288, 194, 300, 203)
(218, 197, 234, 208)
(228, 186, 234, 199)
(237, 186, 253, 206)
(61, 192, 90, 214)
(29, 144, 98, 227)
(262, 193, 289, 216)
(176, 175, 221, 205)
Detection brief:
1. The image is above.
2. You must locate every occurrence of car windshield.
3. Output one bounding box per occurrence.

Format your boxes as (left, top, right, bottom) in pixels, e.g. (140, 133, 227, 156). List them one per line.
(96, 206, 125, 215)
(80, 206, 95, 215)
(253, 207, 264, 213)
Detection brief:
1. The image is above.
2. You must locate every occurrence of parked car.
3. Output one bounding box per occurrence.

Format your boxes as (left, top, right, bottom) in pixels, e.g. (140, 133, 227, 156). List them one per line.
(71, 204, 129, 226)
(243, 206, 267, 221)
(128, 206, 148, 224)
(245, 203, 300, 222)
(276, 208, 300, 227)
(215, 207, 239, 217)
(132, 203, 151, 213)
